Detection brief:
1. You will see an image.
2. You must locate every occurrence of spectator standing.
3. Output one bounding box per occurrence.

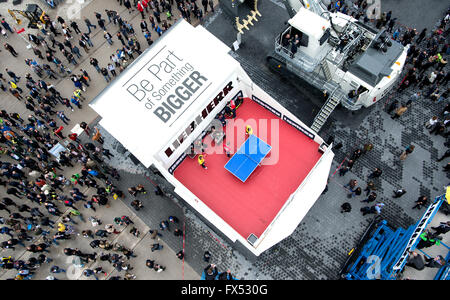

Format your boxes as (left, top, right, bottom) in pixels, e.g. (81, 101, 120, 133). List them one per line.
(400, 144, 415, 160)
(107, 63, 117, 77)
(90, 57, 101, 73)
(104, 31, 113, 45)
(101, 67, 111, 83)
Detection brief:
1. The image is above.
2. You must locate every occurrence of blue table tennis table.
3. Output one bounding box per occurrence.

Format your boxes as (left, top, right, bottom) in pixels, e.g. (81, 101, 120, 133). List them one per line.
(224, 135, 272, 182)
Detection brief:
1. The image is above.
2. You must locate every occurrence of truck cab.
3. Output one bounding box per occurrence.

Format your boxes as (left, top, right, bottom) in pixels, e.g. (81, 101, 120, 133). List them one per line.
(277, 7, 333, 72)
(272, 6, 408, 111)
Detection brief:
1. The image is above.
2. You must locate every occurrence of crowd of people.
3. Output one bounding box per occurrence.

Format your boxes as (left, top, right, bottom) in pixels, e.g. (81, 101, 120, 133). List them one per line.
(327, 0, 450, 276)
(0, 0, 230, 280)
(333, 3, 449, 213)
(201, 262, 236, 280)
(1, 0, 446, 280)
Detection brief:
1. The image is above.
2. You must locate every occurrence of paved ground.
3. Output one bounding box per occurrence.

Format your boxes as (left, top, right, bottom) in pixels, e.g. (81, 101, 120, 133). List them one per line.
(382, 0, 449, 32)
(0, 0, 448, 280)
(0, 0, 208, 280)
(200, 0, 450, 280)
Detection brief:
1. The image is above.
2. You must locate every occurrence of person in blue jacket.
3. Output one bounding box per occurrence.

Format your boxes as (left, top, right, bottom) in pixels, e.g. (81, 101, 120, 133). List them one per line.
(201, 264, 218, 280)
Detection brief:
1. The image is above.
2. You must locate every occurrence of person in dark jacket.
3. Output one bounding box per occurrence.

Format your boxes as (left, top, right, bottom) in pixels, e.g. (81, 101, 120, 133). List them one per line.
(425, 255, 446, 268)
(393, 188, 407, 198)
(217, 270, 234, 280)
(406, 252, 425, 271)
(6, 187, 22, 199)
(431, 221, 450, 235)
(203, 264, 218, 280)
(412, 196, 428, 210)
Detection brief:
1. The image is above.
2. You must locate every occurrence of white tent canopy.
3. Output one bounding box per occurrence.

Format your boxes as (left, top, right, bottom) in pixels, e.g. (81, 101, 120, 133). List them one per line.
(91, 20, 240, 168)
(91, 20, 335, 257)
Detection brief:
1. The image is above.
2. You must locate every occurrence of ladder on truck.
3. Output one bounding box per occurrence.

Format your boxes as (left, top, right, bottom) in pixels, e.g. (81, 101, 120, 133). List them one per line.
(321, 61, 332, 81)
(389, 194, 446, 278)
(310, 87, 341, 133)
(341, 194, 447, 280)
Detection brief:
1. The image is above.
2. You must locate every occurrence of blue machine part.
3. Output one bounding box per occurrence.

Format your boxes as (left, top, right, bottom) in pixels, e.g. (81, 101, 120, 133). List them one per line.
(343, 194, 447, 280)
(433, 247, 450, 280)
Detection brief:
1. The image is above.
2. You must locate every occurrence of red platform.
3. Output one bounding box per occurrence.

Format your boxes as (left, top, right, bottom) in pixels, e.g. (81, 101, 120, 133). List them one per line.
(174, 99, 322, 240)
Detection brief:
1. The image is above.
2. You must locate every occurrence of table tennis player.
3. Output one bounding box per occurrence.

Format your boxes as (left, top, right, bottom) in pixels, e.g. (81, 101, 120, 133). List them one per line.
(198, 154, 208, 170)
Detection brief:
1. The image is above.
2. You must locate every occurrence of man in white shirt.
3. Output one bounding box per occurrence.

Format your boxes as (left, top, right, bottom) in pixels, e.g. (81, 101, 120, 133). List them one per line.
(107, 63, 116, 77)
(429, 71, 437, 84)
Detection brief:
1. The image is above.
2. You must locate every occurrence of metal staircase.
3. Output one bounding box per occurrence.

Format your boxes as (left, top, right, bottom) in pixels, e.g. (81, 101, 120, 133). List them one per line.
(321, 61, 332, 81)
(310, 87, 341, 133)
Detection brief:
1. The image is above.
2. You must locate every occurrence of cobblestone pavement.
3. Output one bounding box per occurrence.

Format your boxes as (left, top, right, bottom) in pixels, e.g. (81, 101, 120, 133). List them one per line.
(0, 0, 210, 280)
(194, 0, 450, 280)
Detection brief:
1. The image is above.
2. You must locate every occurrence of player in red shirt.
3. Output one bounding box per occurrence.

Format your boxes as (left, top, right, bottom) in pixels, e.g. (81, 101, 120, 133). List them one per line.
(223, 142, 231, 157)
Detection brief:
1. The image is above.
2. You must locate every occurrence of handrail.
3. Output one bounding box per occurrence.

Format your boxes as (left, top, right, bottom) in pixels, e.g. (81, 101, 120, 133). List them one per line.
(313, 85, 339, 121)
(274, 39, 322, 72)
(273, 36, 363, 111)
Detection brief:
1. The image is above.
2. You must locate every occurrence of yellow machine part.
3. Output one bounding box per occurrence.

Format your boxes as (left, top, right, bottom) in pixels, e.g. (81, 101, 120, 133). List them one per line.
(40, 11, 47, 24)
(235, 0, 261, 34)
(8, 7, 46, 27)
(8, 10, 22, 25)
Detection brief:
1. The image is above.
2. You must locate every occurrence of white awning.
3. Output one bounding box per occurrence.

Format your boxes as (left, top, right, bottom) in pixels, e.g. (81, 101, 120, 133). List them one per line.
(288, 7, 330, 40)
(90, 20, 239, 168)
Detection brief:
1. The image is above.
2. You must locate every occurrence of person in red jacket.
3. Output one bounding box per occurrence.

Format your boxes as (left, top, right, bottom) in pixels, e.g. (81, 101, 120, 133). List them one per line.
(137, 1, 145, 19)
(54, 126, 64, 139)
(229, 99, 236, 110)
(142, 0, 149, 13)
(223, 142, 231, 158)
(35, 178, 46, 188)
(68, 133, 80, 143)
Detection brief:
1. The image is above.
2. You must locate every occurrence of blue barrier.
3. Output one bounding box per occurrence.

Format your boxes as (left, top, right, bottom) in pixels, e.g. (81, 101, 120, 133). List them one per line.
(433, 249, 450, 280)
(342, 194, 447, 280)
(344, 222, 415, 280)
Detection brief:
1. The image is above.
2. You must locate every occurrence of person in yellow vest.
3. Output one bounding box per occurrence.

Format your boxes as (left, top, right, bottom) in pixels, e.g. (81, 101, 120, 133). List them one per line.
(245, 125, 253, 136)
(73, 89, 85, 101)
(198, 154, 207, 170)
(58, 223, 66, 232)
(9, 80, 23, 93)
